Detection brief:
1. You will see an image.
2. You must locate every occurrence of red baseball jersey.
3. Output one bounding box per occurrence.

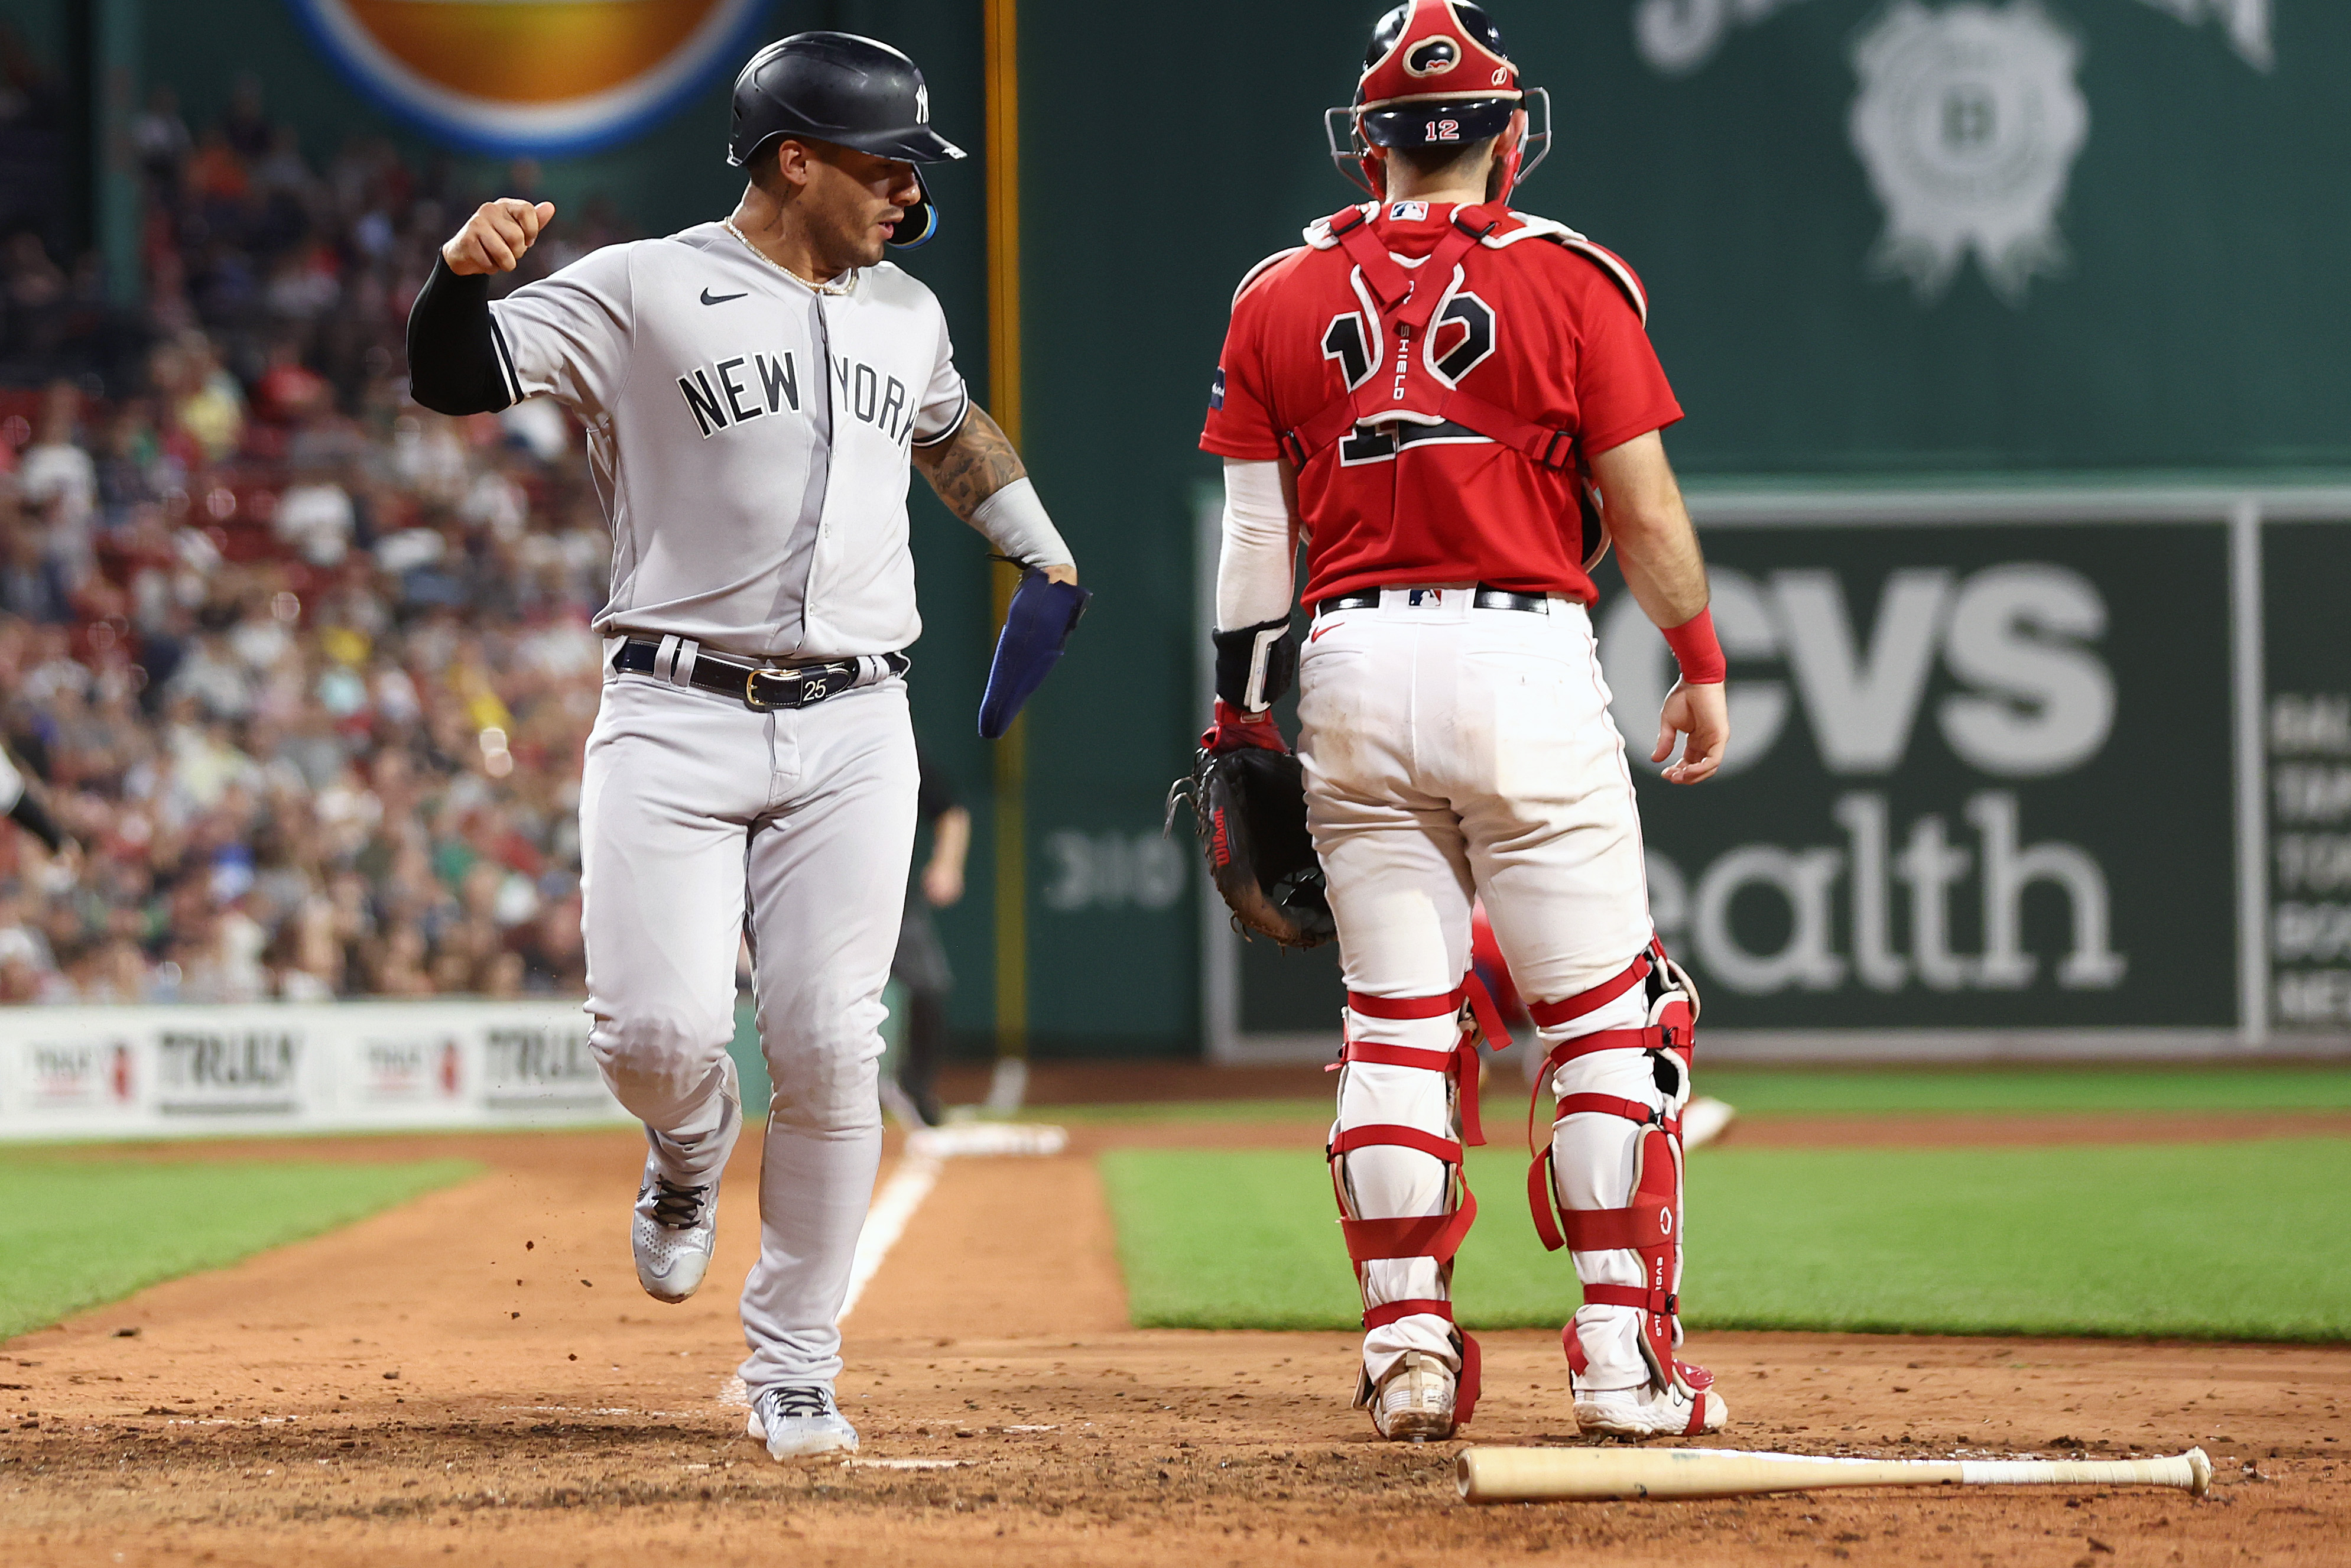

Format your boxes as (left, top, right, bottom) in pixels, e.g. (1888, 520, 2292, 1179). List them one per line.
(1200, 201, 1682, 607)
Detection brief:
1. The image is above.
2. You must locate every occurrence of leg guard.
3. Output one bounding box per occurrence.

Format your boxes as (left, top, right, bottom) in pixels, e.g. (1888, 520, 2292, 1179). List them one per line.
(1330, 975, 1511, 1425)
(1525, 940, 1709, 1411)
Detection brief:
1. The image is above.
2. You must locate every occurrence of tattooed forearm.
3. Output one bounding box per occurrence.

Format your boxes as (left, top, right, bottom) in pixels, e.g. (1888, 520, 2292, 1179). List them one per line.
(912, 405, 1026, 521)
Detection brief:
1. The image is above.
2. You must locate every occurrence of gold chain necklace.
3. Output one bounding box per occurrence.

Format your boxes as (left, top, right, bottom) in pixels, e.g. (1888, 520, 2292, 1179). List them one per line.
(721, 217, 855, 296)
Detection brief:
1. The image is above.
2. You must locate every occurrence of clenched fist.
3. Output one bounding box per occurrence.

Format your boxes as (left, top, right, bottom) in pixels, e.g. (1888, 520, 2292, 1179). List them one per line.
(442, 199, 556, 275)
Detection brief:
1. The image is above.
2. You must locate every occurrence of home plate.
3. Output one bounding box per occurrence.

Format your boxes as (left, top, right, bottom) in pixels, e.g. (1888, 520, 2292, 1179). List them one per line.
(844, 1457, 966, 1470)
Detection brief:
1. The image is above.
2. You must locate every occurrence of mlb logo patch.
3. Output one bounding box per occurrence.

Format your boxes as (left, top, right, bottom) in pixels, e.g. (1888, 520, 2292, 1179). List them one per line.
(1209, 367, 1226, 410)
(1389, 202, 1430, 222)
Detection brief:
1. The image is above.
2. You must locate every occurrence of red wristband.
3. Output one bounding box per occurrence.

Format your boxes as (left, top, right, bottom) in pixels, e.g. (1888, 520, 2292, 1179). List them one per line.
(1662, 608, 1727, 684)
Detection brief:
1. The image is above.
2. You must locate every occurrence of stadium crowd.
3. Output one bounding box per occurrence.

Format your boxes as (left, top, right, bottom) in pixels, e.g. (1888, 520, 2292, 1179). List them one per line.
(0, 74, 628, 1005)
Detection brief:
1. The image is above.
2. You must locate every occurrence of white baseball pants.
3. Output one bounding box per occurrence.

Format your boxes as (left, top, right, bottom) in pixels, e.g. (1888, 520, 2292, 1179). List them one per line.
(580, 661, 917, 1396)
(1299, 586, 1684, 1394)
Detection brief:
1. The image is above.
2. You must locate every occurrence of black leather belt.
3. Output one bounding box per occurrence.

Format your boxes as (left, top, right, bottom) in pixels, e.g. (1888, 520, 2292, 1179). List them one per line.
(1313, 583, 1551, 616)
(611, 638, 908, 711)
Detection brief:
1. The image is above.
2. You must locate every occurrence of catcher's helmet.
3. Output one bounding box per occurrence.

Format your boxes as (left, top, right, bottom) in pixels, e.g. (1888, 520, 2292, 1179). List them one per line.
(1324, 1, 1551, 202)
(728, 31, 966, 249)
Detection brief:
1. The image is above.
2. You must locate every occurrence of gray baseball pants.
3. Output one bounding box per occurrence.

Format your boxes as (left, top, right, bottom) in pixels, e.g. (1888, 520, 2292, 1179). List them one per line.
(580, 660, 917, 1395)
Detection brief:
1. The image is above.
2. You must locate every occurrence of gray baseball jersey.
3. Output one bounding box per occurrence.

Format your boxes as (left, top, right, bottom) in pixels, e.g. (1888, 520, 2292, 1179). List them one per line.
(496, 219, 970, 1397)
(489, 221, 969, 660)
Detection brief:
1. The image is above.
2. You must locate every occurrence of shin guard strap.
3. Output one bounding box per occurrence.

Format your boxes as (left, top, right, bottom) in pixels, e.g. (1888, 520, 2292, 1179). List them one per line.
(1362, 1297, 1454, 1330)
(1560, 1194, 1675, 1252)
(1554, 1092, 1677, 1134)
(1329, 1124, 1462, 1163)
(1339, 1188, 1478, 1265)
(1580, 1282, 1675, 1316)
(1524, 950, 1651, 1028)
(1337, 1034, 1487, 1148)
(1345, 989, 1462, 1021)
(1345, 975, 1509, 1147)
(1529, 1148, 1567, 1252)
(1337, 1040, 1456, 1070)
(1524, 1028, 1682, 1159)
(1459, 973, 1511, 1060)
(1536, 1025, 1678, 1067)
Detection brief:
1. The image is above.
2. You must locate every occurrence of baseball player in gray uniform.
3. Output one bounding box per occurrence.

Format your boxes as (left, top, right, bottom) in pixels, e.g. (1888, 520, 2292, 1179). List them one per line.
(405, 33, 1077, 1460)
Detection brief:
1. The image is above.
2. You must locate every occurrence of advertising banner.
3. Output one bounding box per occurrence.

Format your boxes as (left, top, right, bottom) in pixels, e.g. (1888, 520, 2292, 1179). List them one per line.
(1209, 489, 2351, 1060)
(1612, 512, 2232, 1040)
(2264, 523, 2351, 1032)
(0, 1001, 622, 1143)
(285, 0, 767, 155)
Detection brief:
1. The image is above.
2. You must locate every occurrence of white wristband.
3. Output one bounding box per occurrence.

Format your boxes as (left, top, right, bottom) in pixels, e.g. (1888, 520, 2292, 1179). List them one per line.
(969, 476, 1073, 569)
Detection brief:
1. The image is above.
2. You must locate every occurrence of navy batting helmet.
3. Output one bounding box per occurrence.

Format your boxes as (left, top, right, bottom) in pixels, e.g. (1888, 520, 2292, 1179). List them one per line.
(728, 32, 966, 249)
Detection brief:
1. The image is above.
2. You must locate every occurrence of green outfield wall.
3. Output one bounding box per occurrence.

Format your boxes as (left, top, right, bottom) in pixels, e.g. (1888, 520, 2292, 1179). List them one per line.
(63, 1, 2351, 1056)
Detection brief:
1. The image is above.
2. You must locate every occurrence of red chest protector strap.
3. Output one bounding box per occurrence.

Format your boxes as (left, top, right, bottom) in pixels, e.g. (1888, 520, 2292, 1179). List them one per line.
(1281, 206, 1579, 475)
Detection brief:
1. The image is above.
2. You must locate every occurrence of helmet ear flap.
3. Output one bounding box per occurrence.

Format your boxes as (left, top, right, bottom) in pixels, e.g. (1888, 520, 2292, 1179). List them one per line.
(887, 165, 938, 248)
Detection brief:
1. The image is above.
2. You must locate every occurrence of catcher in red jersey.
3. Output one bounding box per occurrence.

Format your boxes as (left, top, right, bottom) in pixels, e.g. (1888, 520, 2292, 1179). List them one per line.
(1197, 0, 1732, 1443)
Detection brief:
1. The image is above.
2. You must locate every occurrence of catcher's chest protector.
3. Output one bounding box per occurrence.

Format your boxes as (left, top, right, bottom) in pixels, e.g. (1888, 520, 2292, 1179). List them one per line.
(1279, 202, 1647, 481)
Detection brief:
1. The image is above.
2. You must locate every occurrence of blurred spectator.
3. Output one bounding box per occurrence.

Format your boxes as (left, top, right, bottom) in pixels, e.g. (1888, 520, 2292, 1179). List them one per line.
(0, 64, 649, 1004)
(275, 463, 355, 567)
(18, 380, 95, 577)
(132, 86, 193, 191)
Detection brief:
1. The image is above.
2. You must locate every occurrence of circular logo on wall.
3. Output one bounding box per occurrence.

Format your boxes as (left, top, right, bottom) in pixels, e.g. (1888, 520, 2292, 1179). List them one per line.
(1847, 0, 2089, 307)
(287, 0, 768, 156)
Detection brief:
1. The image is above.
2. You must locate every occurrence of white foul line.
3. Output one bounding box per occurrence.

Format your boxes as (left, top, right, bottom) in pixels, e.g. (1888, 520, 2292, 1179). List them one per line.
(837, 1122, 1067, 1325)
(836, 1148, 944, 1322)
(720, 1121, 1070, 1408)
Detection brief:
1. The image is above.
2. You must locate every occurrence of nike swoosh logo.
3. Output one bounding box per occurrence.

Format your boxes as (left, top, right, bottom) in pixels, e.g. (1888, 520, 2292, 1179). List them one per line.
(1310, 623, 1337, 641)
(700, 288, 748, 306)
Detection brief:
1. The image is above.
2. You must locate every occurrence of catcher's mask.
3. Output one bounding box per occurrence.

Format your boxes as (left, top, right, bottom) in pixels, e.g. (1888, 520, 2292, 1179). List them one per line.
(1323, 0, 1551, 204)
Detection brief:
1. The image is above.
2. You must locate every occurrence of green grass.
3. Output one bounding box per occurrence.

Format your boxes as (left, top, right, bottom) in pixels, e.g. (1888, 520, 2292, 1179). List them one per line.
(0, 1156, 478, 1340)
(1696, 1064, 2351, 1114)
(1043, 1064, 2351, 1129)
(1101, 1138, 2351, 1342)
(1024, 1098, 1336, 1125)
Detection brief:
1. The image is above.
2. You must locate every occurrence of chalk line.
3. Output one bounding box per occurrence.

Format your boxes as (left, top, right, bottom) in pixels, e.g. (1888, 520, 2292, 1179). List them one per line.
(721, 1120, 1073, 1407)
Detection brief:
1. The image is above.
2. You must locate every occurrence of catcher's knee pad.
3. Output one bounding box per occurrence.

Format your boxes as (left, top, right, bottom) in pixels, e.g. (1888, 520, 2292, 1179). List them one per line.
(1327, 975, 1512, 1421)
(1522, 940, 1700, 1394)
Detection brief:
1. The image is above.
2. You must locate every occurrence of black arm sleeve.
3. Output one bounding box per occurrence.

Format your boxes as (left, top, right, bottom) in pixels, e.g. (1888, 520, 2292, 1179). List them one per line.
(406, 255, 515, 415)
(8, 790, 66, 855)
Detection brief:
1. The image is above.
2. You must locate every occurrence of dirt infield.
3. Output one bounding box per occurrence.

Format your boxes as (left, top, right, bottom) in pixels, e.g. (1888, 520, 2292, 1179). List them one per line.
(4, 1122, 2346, 1566)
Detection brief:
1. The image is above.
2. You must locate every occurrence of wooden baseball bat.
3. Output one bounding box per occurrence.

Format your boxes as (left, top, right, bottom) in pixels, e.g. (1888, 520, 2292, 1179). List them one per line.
(1456, 1444, 2212, 1504)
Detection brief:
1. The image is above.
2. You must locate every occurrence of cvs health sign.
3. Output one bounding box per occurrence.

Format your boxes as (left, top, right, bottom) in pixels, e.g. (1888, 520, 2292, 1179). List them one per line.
(1599, 521, 2235, 1031)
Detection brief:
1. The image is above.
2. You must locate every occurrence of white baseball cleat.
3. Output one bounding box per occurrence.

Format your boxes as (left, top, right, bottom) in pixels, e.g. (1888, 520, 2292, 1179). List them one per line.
(1574, 1362, 1729, 1439)
(748, 1384, 860, 1460)
(632, 1141, 721, 1304)
(1369, 1351, 1459, 1442)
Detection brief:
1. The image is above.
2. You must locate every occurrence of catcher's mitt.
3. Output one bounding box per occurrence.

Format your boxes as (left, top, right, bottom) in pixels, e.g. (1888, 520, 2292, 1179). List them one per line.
(1165, 744, 1336, 949)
